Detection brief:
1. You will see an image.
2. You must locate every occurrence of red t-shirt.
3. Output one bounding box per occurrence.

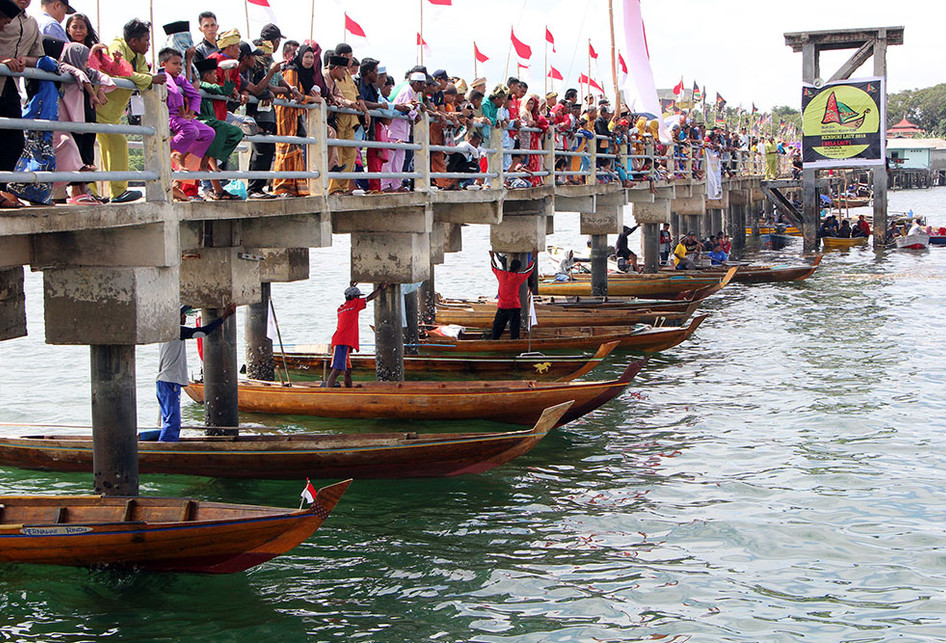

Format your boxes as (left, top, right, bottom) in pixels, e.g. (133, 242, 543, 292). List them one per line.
(493, 265, 532, 309)
(331, 297, 367, 351)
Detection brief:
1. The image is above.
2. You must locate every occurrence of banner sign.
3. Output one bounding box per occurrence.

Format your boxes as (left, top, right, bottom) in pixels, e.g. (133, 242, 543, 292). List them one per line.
(801, 77, 885, 168)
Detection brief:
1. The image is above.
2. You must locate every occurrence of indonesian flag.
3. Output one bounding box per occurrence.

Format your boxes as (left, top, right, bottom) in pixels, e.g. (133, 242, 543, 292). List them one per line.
(589, 42, 598, 59)
(517, 61, 530, 82)
(618, 53, 628, 75)
(246, 0, 277, 28)
(621, 0, 669, 142)
(672, 77, 684, 96)
(344, 13, 367, 39)
(545, 27, 556, 53)
(428, 0, 452, 4)
(474, 42, 489, 63)
(417, 33, 430, 59)
(510, 27, 531, 60)
(548, 66, 563, 81)
(300, 479, 317, 505)
(578, 73, 603, 93)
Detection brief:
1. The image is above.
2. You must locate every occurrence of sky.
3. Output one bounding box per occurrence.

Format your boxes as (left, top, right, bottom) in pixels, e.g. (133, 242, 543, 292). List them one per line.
(39, 0, 945, 112)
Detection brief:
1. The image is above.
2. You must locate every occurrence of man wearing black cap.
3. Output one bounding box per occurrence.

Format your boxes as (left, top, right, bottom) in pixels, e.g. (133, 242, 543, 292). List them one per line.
(156, 303, 236, 442)
(37, 0, 73, 41)
(0, 0, 42, 208)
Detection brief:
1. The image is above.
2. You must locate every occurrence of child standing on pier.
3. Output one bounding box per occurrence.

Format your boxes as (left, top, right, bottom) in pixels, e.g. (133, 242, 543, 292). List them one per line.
(159, 48, 216, 192)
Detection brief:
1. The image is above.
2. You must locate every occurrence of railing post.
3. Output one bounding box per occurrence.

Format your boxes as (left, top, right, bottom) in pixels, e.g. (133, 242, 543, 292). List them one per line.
(142, 86, 172, 203)
(686, 143, 693, 178)
(585, 136, 597, 186)
(488, 125, 503, 190)
(308, 102, 329, 198)
(413, 112, 430, 192)
(543, 129, 555, 187)
(645, 141, 654, 182)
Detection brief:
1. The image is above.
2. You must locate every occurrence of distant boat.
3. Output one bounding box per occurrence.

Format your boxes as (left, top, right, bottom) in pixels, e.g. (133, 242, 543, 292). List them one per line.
(822, 236, 870, 250)
(894, 233, 930, 250)
(0, 480, 350, 573)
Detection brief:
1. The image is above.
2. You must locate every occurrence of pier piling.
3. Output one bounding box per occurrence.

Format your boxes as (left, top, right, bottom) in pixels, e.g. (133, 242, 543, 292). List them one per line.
(245, 283, 275, 381)
(90, 345, 138, 496)
(374, 284, 404, 381)
(590, 235, 608, 296)
(203, 307, 240, 434)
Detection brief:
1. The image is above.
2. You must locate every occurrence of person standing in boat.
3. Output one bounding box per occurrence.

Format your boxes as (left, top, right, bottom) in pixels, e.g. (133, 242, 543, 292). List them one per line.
(156, 303, 236, 442)
(324, 283, 386, 388)
(658, 223, 672, 265)
(489, 251, 535, 340)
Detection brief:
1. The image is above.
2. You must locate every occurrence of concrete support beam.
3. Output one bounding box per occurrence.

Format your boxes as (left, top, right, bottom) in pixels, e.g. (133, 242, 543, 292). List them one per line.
(433, 201, 503, 225)
(625, 190, 656, 203)
(334, 206, 432, 235)
(256, 248, 310, 283)
(90, 344, 138, 496)
(555, 195, 596, 213)
(245, 282, 274, 381)
(580, 205, 623, 235)
(203, 308, 239, 434)
(710, 209, 723, 236)
(374, 284, 404, 381)
(44, 266, 178, 345)
(631, 199, 671, 225)
(672, 195, 706, 216)
(490, 216, 546, 253)
(180, 247, 262, 308)
(0, 236, 31, 269)
(32, 222, 179, 269)
(590, 235, 608, 296)
(430, 223, 445, 265)
(0, 267, 26, 341)
(241, 214, 331, 249)
(444, 222, 462, 254)
(351, 232, 430, 283)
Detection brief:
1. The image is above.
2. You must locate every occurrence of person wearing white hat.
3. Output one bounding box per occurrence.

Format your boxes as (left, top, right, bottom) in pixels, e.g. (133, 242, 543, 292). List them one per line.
(324, 283, 386, 388)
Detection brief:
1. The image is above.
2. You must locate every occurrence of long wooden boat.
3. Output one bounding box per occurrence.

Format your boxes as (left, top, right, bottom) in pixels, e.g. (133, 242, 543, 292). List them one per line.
(681, 255, 823, 284)
(273, 342, 619, 382)
(538, 272, 727, 298)
(0, 405, 572, 480)
(0, 480, 349, 573)
(184, 361, 647, 426)
(419, 315, 706, 354)
(822, 236, 870, 250)
(835, 195, 871, 208)
(435, 299, 702, 328)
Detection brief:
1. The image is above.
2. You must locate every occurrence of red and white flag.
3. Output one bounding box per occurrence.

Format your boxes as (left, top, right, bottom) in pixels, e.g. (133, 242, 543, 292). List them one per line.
(578, 74, 603, 93)
(672, 77, 684, 96)
(427, 0, 452, 4)
(246, 0, 277, 29)
(344, 13, 367, 39)
(417, 33, 431, 59)
(621, 0, 667, 140)
(618, 53, 628, 76)
(300, 479, 317, 505)
(589, 42, 598, 60)
(510, 27, 532, 60)
(545, 27, 556, 53)
(474, 42, 488, 63)
(547, 66, 563, 81)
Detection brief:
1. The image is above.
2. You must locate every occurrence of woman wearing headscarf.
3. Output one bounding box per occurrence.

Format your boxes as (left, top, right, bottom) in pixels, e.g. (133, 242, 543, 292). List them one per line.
(272, 41, 335, 197)
(518, 93, 547, 186)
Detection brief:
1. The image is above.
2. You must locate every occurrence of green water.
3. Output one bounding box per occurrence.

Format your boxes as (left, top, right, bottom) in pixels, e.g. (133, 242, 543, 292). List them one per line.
(2, 188, 946, 641)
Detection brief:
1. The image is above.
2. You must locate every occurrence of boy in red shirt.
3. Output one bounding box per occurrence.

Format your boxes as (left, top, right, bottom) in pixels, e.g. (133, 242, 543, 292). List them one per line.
(324, 283, 385, 388)
(489, 251, 535, 340)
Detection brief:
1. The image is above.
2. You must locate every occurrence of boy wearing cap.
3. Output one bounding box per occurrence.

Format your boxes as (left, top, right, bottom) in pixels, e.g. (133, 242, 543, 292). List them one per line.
(195, 56, 244, 199)
(324, 283, 386, 388)
(156, 303, 236, 442)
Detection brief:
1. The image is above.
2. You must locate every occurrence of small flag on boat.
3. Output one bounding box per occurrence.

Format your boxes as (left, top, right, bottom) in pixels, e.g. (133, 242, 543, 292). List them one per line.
(301, 478, 318, 505)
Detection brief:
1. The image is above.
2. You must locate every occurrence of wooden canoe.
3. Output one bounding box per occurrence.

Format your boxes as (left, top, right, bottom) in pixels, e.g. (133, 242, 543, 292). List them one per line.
(184, 361, 647, 426)
(0, 404, 572, 480)
(537, 267, 735, 298)
(0, 480, 349, 573)
(419, 315, 706, 354)
(273, 342, 619, 382)
(822, 236, 869, 250)
(670, 255, 823, 284)
(434, 299, 702, 328)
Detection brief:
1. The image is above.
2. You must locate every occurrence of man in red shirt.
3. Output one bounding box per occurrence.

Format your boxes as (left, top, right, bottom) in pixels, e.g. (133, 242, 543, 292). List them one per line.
(324, 283, 385, 388)
(489, 251, 535, 340)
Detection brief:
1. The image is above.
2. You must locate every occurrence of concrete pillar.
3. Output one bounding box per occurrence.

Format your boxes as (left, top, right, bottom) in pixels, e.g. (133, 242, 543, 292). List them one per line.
(374, 284, 404, 381)
(418, 262, 435, 324)
(0, 267, 26, 341)
(872, 167, 888, 249)
(802, 167, 819, 253)
(687, 215, 701, 237)
(733, 202, 747, 255)
(642, 223, 659, 273)
(590, 235, 608, 296)
(670, 212, 681, 242)
(404, 288, 419, 356)
(203, 308, 239, 434)
(711, 209, 723, 236)
(245, 282, 274, 381)
(90, 344, 138, 496)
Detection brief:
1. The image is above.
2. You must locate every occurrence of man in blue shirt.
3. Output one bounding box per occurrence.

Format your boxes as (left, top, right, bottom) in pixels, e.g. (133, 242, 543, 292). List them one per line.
(35, 0, 73, 41)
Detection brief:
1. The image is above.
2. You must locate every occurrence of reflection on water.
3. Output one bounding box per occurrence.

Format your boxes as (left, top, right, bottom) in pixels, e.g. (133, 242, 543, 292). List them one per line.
(2, 188, 946, 640)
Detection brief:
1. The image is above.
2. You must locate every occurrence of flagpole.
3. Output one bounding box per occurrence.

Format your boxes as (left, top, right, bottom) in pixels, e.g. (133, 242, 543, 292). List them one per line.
(607, 0, 620, 110)
(587, 38, 591, 102)
(310, 0, 315, 41)
(149, 0, 156, 70)
(419, 0, 424, 66)
(473, 43, 477, 80)
(244, 0, 251, 41)
(95, 0, 101, 36)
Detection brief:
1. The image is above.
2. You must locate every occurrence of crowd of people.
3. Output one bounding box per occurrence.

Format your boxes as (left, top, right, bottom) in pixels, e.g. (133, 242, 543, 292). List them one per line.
(0, 2, 793, 208)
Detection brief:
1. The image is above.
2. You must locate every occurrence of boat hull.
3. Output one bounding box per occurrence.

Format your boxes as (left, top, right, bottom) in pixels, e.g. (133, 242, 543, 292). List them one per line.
(538, 275, 724, 298)
(184, 363, 646, 426)
(822, 236, 869, 250)
(434, 299, 701, 328)
(0, 481, 349, 573)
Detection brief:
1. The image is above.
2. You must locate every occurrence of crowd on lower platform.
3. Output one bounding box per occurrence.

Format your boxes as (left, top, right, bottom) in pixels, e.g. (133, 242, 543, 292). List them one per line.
(0, 1, 789, 209)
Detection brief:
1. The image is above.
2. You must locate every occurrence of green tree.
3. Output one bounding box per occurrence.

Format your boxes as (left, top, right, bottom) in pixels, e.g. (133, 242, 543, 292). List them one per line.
(887, 84, 946, 137)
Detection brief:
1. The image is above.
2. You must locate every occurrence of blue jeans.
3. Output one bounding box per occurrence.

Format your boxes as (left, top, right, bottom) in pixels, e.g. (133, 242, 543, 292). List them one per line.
(156, 381, 181, 442)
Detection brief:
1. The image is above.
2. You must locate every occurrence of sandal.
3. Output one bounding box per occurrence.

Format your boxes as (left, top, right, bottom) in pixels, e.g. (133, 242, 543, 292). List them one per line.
(211, 191, 239, 200)
(66, 193, 102, 206)
(0, 191, 23, 209)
